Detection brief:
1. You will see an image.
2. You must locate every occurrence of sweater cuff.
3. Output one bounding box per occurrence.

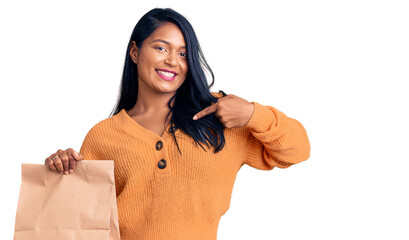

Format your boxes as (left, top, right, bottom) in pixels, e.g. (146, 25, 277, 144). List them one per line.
(244, 101, 277, 132)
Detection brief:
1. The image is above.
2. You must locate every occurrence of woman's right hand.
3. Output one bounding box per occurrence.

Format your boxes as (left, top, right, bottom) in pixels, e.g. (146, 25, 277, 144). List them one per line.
(45, 148, 84, 175)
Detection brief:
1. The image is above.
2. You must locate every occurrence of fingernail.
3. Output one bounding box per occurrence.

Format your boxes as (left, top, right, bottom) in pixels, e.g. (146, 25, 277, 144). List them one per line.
(69, 169, 73, 174)
(74, 151, 79, 157)
(64, 171, 68, 175)
(61, 171, 64, 174)
(193, 115, 197, 120)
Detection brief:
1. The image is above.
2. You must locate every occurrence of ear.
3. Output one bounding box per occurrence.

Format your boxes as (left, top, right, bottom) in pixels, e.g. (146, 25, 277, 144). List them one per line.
(130, 41, 139, 64)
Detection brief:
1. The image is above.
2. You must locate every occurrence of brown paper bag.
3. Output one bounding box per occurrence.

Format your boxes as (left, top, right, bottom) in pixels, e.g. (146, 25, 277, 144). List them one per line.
(14, 160, 121, 240)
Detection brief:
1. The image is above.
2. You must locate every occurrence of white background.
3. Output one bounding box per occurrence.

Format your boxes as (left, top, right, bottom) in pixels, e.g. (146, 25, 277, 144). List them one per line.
(1, 0, 408, 239)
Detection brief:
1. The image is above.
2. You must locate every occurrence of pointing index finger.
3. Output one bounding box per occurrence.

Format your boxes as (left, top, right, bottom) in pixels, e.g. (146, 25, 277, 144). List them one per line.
(193, 104, 217, 120)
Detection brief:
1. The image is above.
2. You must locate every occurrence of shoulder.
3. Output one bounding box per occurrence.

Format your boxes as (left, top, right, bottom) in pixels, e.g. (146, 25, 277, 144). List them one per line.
(210, 90, 227, 99)
(83, 114, 116, 138)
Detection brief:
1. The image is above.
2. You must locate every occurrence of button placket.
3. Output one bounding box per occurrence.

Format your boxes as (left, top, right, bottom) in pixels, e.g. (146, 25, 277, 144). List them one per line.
(154, 139, 171, 175)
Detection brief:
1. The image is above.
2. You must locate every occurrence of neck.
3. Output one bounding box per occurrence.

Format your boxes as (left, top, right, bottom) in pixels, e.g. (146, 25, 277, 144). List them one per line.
(129, 79, 176, 116)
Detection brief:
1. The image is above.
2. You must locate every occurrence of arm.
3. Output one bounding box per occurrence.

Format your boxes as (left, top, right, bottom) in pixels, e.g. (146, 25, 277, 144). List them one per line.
(79, 126, 102, 160)
(243, 102, 310, 170)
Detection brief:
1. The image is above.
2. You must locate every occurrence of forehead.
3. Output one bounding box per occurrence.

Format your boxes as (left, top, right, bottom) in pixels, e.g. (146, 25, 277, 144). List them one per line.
(148, 22, 186, 46)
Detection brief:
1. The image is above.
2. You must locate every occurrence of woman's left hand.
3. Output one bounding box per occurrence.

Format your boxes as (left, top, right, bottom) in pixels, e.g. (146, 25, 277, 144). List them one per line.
(193, 94, 255, 128)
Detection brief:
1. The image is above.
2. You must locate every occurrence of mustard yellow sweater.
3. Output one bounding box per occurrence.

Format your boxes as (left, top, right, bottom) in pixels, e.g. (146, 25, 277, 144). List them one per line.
(79, 92, 310, 240)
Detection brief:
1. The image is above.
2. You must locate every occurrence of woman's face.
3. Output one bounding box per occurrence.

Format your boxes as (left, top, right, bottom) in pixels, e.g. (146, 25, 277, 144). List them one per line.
(130, 22, 188, 94)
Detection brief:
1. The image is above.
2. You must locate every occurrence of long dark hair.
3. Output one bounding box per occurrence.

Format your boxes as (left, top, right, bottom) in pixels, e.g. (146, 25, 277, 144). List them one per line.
(109, 8, 227, 154)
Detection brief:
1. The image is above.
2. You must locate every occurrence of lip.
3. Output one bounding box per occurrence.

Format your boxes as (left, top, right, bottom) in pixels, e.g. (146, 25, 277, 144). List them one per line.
(156, 68, 178, 74)
(155, 69, 177, 81)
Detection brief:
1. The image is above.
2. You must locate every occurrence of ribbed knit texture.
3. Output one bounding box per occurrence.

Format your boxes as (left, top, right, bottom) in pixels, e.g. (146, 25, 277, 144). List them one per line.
(79, 92, 310, 240)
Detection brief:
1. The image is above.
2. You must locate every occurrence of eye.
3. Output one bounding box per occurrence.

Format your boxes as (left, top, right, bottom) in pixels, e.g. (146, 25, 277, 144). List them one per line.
(179, 52, 186, 57)
(155, 46, 166, 52)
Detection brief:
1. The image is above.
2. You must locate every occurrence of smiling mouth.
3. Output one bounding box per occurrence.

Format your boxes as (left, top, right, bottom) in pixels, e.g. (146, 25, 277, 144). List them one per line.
(155, 69, 177, 77)
(155, 69, 177, 81)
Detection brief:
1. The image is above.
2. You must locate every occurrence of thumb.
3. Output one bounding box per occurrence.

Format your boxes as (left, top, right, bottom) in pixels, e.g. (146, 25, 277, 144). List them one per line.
(73, 151, 84, 160)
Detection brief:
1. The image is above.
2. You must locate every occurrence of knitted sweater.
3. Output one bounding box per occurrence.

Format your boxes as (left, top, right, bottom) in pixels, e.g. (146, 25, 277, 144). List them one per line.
(79, 92, 310, 240)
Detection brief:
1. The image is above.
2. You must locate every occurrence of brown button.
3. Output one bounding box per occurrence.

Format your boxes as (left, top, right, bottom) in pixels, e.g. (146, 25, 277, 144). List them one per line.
(156, 141, 163, 150)
(157, 159, 167, 169)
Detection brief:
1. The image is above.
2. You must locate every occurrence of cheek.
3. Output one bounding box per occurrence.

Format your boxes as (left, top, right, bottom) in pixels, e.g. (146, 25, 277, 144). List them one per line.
(137, 57, 154, 75)
(181, 62, 188, 75)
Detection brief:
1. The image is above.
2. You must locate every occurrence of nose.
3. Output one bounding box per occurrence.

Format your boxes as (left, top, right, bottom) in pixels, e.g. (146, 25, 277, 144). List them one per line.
(164, 52, 177, 67)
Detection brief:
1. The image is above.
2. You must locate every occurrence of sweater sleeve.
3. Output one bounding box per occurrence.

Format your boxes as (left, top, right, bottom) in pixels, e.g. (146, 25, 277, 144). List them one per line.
(79, 126, 102, 160)
(242, 101, 310, 170)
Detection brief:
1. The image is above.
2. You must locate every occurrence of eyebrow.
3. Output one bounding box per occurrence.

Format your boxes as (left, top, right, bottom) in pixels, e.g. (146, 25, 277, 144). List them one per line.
(151, 39, 186, 49)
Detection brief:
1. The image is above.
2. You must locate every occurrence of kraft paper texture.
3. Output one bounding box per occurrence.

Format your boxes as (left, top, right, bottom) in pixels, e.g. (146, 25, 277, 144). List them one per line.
(14, 160, 121, 240)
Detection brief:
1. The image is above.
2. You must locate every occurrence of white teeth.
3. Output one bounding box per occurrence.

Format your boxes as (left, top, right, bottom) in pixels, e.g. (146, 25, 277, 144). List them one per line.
(157, 70, 175, 77)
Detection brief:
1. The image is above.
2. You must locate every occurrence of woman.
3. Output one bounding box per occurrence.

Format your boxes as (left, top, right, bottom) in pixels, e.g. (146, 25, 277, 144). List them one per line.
(44, 8, 310, 239)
